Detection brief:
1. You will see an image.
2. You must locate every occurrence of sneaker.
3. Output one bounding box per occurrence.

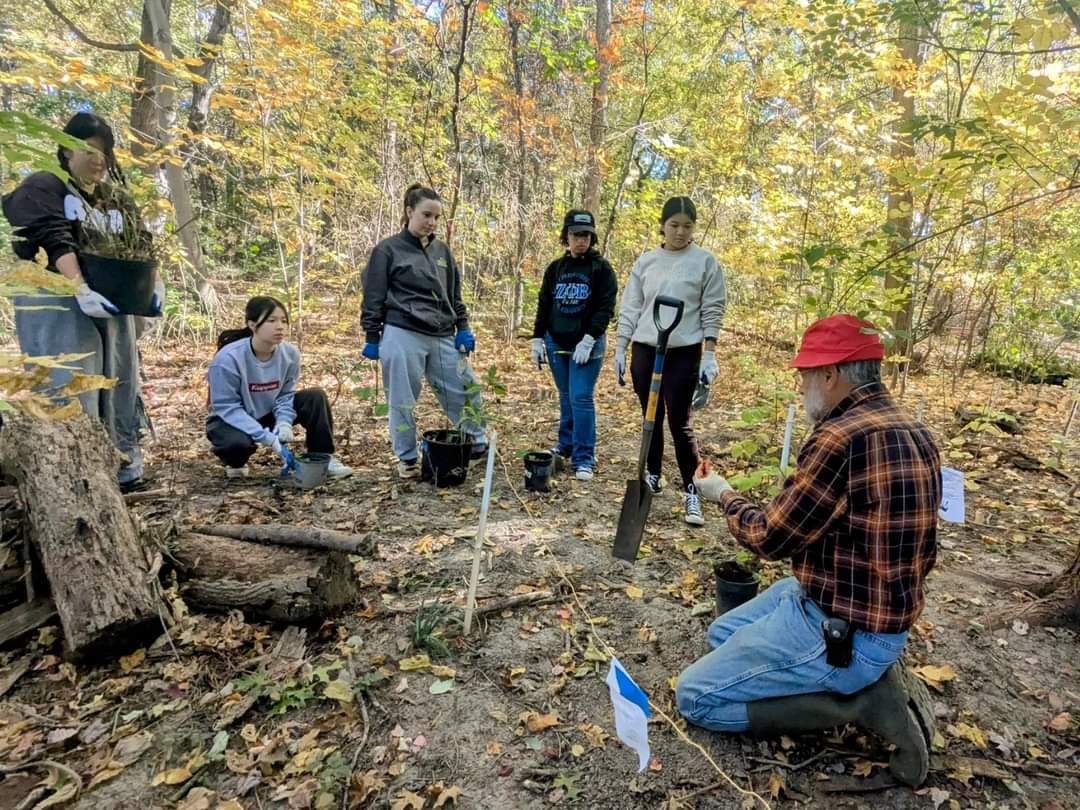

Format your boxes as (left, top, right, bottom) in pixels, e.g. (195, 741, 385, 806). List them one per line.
(225, 466, 249, 479)
(327, 456, 353, 478)
(575, 466, 594, 481)
(645, 473, 662, 495)
(398, 458, 420, 479)
(684, 485, 704, 526)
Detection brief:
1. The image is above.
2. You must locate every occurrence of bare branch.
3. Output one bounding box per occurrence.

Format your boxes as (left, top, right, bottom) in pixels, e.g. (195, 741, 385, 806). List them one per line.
(40, 0, 140, 52)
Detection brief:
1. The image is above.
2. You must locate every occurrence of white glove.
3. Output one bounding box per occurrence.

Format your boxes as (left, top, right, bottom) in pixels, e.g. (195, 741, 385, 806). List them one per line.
(531, 338, 547, 368)
(75, 283, 119, 319)
(263, 433, 283, 454)
(275, 422, 294, 443)
(693, 461, 733, 502)
(614, 345, 627, 386)
(572, 334, 596, 366)
(699, 351, 719, 384)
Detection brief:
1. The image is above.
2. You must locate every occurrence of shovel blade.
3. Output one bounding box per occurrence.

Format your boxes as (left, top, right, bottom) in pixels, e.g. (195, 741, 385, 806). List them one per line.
(613, 479, 653, 562)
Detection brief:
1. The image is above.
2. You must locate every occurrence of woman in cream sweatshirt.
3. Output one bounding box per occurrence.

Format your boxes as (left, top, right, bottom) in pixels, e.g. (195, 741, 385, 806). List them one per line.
(615, 196, 726, 526)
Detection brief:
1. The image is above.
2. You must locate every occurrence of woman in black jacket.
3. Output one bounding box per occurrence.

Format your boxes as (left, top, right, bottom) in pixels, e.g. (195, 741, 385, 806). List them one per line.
(2, 112, 163, 491)
(531, 210, 617, 480)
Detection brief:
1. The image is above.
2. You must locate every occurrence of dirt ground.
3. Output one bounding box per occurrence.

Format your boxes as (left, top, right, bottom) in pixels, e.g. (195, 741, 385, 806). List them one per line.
(1, 319, 1078, 810)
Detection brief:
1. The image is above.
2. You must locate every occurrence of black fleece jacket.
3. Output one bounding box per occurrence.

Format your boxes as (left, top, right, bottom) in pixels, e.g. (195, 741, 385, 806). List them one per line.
(532, 249, 617, 351)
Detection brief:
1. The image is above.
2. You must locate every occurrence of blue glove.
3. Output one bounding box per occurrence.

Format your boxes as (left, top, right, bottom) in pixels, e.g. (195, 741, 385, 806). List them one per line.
(278, 445, 296, 477)
(455, 329, 476, 355)
(362, 342, 379, 361)
(148, 279, 166, 317)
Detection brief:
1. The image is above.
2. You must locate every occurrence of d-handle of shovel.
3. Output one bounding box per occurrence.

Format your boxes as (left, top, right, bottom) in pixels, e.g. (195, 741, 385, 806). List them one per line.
(652, 296, 685, 351)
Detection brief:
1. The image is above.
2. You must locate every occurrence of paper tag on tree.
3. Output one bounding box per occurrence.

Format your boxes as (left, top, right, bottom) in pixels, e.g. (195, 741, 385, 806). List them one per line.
(939, 467, 965, 523)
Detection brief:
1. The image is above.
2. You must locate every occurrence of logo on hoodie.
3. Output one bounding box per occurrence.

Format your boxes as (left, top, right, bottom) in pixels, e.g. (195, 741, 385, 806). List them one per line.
(554, 270, 591, 316)
(249, 381, 280, 393)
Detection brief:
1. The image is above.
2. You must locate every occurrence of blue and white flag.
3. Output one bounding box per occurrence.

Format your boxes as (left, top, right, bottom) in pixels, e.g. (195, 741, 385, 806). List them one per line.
(606, 656, 651, 771)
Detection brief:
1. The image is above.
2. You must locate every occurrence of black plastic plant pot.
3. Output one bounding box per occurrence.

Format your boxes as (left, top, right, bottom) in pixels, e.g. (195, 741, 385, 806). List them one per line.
(714, 561, 758, 616)
(81, 253, 158, 316)
(420, 429, 473, 487)
(523, 450, 554, 492)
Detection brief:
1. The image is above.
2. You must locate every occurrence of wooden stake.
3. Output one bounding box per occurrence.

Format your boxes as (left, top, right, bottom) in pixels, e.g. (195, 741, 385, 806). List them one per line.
(778, 404, 796, 481)
(464, 431, 497, 636)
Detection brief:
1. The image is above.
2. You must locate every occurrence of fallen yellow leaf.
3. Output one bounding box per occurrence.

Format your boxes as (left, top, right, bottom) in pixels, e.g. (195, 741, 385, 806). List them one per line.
(151, 767, 192, 786)
(399, 655, 432, 672)
(390, 790, 425, 810)
(119, 649, 146, 673)
(430, 665, 456, 678)
(912, 664, 958, 692)
(625, 585, 644, 599)
(951, 722, 987, 749)
(432, 784, 464, 807)
(523, 711, 560, 733)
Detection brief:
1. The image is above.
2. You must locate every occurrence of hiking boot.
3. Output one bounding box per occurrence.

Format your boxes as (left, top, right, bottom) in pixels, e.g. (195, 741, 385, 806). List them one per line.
(398, 458, 420, 479)
(327, 456, 353, 478)
(575, 466, 595, 481)
(746, 664, 934, 786)
(225, 465, 249, 479)
(684, 485, 704, 526)
(645, 473, 662, 495)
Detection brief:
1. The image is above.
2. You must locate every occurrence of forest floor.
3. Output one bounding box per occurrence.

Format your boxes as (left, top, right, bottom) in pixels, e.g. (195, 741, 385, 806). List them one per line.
(1, 304, 1078, 810)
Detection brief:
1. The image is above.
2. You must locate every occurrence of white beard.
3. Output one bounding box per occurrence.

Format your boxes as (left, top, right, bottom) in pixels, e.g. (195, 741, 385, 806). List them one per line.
(803, 376, 830, 425)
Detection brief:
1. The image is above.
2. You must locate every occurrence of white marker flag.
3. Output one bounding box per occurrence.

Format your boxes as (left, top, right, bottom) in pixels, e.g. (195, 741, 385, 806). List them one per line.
(606, 656, 651, 771)
(939, 467, 965, 524)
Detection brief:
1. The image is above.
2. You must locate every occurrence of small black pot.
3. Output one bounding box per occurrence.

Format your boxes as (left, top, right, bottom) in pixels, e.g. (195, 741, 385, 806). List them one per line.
(714, 561, 758, 616)
(421, 429, 473, 487)
(81, 253, 158, 316)
(523, 450, 554, 492)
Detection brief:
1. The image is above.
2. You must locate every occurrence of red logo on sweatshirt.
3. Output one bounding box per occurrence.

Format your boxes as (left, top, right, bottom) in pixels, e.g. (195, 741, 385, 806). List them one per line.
(249, 381, 280, 393)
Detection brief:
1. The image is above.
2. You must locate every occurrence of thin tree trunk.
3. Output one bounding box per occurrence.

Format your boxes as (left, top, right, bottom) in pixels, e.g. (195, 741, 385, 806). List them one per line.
(445, 0, 476, 244)
(585, 0, 611, 214)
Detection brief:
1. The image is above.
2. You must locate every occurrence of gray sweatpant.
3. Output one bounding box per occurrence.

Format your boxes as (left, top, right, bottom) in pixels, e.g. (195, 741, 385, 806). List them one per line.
(14, 293, 144, 483)
(381, 324, 485, 461)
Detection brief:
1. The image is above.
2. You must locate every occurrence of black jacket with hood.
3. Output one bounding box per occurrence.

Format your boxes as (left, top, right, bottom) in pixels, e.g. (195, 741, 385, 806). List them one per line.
(532, 249, 617, 351)
(361, 228, 468, 342)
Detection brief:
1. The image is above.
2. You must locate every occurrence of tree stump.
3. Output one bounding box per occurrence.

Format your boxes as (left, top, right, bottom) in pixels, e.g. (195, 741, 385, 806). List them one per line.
(0, 414, 161, 659)
(171, 533, 356, 622)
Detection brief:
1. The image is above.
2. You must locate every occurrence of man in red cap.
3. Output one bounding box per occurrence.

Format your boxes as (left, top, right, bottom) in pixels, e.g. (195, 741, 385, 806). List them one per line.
(675, 314, 941, 786)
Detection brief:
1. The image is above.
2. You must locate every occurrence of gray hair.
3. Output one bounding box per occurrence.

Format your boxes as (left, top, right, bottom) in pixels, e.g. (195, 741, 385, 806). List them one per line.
(836, 359, 882, 386)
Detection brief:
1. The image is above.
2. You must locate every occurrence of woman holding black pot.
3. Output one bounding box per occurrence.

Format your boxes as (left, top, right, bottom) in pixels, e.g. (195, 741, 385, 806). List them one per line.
(615, 196, 727, 526)
(361, 184, 486, 479)
(1, 112, 164, 491)
(207, 296, 352, 480)
(531, 209, 617, 480)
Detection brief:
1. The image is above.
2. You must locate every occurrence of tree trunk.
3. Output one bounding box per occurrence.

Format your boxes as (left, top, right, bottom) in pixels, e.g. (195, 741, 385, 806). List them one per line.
(585, 0, 611, 215)
(884, 22, 922, 386)
(172, 533, 356, 622)
(444, 0, 476, 245)
(0, 414, 162, 659)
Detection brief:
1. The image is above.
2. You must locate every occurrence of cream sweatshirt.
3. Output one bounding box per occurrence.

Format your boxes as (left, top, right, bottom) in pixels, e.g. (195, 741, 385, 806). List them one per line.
(616, 244, 727, 350)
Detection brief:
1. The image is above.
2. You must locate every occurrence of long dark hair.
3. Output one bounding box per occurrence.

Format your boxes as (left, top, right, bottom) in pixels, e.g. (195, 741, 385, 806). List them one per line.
(401, 183, 441, 228)
(58, 112, 124, 185)
(659, 195, 697, 235)
(216, 296, 290, 351)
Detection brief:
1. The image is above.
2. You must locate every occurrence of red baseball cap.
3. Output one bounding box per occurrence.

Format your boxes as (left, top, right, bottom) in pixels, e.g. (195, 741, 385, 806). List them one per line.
(790, 314, 885, 369)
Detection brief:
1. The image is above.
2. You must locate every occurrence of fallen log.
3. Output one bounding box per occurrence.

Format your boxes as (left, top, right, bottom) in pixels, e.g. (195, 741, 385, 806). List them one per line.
(0, 414, 161, 659)
(0, 599, 57, 646)
(191, 523, 373, 556)
(172, 533, 356, 622)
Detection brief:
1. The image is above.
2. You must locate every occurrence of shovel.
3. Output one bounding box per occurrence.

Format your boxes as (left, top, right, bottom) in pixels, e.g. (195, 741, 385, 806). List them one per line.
(613, 295, 685, 562)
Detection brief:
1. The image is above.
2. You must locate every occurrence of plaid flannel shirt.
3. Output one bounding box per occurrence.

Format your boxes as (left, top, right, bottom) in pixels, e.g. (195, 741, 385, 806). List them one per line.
(719, 382, 941, 633)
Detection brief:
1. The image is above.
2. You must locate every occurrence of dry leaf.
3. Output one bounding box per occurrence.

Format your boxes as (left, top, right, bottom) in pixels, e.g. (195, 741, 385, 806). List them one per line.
(177, 787, 217, 810)
(399, 655, 432, 672)
(430, 665, 456, 678)
(523, 711, 559, 733)
(928, 787, 951, 809)
(486, 741, 503, 755)
(1048, 712, 1073, 733)
(152, 766, 193, 786)
(570, 744, 585, 757)
(912, 664, 958, 692)
(766, 772, 785, 799)
(390, 790, 425, 810)
(625, 585, 644, 599)
(431, 783, 464, 807)
(322, 680, 354, 704)
(119, 648, 146, 673)
(952, 722, 988, 749)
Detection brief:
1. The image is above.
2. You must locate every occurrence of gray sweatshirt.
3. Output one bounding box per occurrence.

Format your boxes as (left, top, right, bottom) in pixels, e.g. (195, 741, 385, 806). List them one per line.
(208, 338, 300, 445)
(616, 244, 727, 350)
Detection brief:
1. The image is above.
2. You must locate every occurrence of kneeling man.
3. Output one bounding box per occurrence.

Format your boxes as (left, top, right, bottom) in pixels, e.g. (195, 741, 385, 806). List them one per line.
(678, 314, 940, 786)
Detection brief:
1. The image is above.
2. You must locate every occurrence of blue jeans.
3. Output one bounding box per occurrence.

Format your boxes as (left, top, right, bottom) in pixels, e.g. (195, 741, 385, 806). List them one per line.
(675, 577, 908, 731)
(545, 334, 604, 468)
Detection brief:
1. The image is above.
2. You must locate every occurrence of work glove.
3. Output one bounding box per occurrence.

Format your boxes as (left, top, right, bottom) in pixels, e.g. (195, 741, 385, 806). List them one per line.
(148, 278, 166, 317)
(279, 445, 296, 477)
(275, 421, 294, 443)
(75, 283, 119, 319)
(267, 434, 284, 455)
(614, 345, 627, 387)
(362, 341, 380, 361)
(455, 329, 476, 355)
(699, 351, 719, 385)
(693, 460, 733, 502)
(531, 338, 547, 368)
(572, 334, 596, 366)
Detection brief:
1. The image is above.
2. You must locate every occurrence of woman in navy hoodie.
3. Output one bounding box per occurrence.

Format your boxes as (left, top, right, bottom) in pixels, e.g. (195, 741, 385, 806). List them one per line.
(531, 210, 617, 480)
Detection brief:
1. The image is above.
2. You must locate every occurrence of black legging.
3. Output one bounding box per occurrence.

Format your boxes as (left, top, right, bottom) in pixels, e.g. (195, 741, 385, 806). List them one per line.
(206, 388, 335, 468)
(630, 342, 701, 490)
